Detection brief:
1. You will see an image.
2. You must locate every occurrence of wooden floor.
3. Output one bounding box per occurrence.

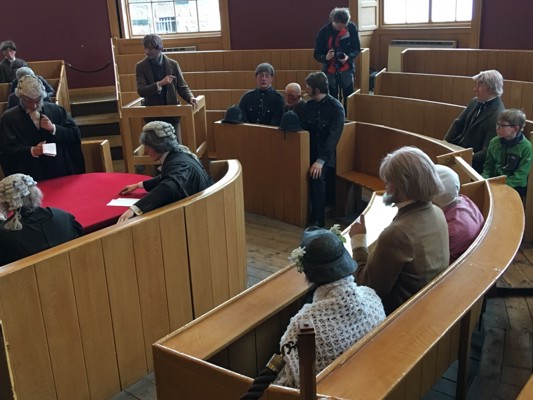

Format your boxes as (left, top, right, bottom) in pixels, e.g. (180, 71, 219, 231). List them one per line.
(113, 213, 533, 400)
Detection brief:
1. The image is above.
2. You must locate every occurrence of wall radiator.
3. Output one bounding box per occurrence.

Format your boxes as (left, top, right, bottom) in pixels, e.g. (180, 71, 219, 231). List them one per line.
(164, 46, 197, 52)
(387, 40, 457, 72)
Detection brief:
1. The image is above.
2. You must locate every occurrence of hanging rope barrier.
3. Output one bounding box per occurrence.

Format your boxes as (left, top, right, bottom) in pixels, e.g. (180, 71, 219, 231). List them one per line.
(66, 61, 112, 73)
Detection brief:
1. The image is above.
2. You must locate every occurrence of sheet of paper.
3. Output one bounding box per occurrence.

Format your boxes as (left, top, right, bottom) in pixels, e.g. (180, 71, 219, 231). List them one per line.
(42, 143, 57, 157)
(107, 198, 139, 207)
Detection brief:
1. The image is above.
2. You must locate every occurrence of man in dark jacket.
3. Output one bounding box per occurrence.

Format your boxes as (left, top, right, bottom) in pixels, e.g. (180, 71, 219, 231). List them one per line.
(136, 34, 197, 142)
(302, 72, 345, 228)
(314, 7, 361, 109)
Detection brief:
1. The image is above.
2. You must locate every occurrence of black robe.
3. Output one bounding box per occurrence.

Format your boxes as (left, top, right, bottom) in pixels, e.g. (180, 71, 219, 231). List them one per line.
(0, 102, 85, 181)
(0, 207, 83, 266)
(134, 149, 213, 214)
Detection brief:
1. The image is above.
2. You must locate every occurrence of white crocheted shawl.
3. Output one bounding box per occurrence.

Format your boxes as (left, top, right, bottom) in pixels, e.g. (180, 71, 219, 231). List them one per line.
(274, 275, 386, 388)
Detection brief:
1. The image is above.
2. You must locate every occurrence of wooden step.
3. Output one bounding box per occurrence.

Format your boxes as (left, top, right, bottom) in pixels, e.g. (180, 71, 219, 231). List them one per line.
(83, 135, 122, 148)
(74, 112, 119, 126)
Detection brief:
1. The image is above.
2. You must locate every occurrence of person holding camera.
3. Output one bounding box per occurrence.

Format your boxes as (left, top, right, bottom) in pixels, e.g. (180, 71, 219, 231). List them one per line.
(313, 7, 361, 110)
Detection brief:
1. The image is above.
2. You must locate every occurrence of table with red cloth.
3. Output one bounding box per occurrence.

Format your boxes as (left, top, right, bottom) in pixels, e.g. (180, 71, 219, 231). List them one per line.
(40, 172, 150, 233)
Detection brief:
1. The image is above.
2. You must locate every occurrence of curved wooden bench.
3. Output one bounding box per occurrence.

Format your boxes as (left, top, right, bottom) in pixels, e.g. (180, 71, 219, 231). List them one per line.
(375, 71, 533, 120)
(401, 48, 533, 82)
(152, 130, 524, 400)
(0, 160, 246, 400)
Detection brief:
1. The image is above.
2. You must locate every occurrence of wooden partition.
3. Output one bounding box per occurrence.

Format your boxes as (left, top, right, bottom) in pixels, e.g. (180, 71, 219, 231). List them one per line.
(214, 121, 309, 227)
(153, 150, 524, 399)
(119, 95, 208, 172)
(0, 60, 69, 114)
(0, 159, 246, 400)
(374, 71, 533, 123)
(401, 48, 533, 82)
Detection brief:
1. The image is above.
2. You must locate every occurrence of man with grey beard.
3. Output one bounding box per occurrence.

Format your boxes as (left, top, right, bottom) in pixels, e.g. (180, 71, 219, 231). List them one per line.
(348, 146, 449, 315)
(0, 75, 84, 181)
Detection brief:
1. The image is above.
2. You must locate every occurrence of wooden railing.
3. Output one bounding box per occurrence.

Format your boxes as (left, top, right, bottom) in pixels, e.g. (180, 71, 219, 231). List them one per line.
(0, 159, 246, 400)
(401, 48, 533, 82)
(152, 145, 523, 399)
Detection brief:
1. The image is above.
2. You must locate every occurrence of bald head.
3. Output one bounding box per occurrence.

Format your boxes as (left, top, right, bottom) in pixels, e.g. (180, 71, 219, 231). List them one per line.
(284, 83, 302, 107)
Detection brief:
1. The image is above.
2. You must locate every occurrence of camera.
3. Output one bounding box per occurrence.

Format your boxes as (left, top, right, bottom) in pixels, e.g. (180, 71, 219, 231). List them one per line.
(335, 50, 346, 60)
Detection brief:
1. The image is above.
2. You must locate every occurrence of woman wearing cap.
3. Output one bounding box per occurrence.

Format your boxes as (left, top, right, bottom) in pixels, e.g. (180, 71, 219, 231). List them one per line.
(433, 165, 485, 263)
(0, 173, 82, 266)
(117, 121, 213, 222)
(274, 226, 385, 388)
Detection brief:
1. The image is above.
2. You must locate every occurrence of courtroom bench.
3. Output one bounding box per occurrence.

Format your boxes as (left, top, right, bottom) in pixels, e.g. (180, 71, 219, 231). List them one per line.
(111, 43, 371, 94)
(401, 48, 533, 82)
(152, 160, 524, 399)
(374, 70, 533, 127)
(346, 92, 533, 142)
(0, 159, 246, 400)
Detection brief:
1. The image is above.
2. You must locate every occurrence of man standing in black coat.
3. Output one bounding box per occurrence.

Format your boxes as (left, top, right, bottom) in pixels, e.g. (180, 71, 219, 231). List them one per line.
(0, 75, 84, 181)
(302, 72, 345, 228)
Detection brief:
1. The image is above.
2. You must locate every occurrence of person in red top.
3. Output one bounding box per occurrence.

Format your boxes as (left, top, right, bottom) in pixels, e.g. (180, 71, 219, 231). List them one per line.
(313, 7, 361, 110)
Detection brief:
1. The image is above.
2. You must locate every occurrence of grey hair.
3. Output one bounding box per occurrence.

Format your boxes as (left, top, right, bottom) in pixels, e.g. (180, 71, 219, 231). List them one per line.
(379, 146, 444, 202)
(329, 7, 351, 24)
(497, 108, 527, 130)
(473, 70, 504, 97)
(15, 66, 35, 80)
(139, 128, 179, 153)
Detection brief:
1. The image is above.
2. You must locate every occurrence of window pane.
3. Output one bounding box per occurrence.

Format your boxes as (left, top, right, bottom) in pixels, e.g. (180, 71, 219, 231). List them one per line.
(406, 0, 429, 23)
(432, 0, 455, 22)
(130, 3, 153, 36)
(456, 0, 473, 21)
(153, 2, 177, 34)
(174, 0, 199, 32)
(384, 0, 406, 24)
(198, 0, 221, 31)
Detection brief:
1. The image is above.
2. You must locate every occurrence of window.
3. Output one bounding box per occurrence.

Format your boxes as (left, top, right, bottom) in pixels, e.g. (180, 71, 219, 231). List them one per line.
(126, 0, 221, 36)
(383, 0, 472, 24)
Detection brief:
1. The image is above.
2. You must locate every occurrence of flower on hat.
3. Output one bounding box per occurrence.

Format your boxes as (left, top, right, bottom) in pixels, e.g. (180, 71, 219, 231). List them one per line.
(289, 224, 347, 274)
(288, 246, 306, 272)
(329, 224, 347, 243)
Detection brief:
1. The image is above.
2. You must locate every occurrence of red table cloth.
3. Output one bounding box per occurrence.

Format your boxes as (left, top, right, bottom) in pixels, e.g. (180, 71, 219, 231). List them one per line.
(40, 172, 149, 233)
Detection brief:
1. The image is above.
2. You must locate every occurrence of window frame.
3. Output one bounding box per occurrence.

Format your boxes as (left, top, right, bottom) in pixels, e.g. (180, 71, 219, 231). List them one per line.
(380, 0, 473, 28)
(121, 0, 222, 38)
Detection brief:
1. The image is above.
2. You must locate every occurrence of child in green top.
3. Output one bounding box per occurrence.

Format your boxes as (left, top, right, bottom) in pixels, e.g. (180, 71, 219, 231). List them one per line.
(482, 109, 532, 197)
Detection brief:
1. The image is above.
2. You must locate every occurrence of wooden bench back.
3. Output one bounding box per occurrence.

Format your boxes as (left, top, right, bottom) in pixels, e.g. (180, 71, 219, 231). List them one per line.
(214, 121, 309, 226)
(336, 122, 462, 191)
(375, 71, 533, 121)
(401, 48, 533, 82)
(112, 47, 371, 94)
(153, 164, 524, 399)
(347, 92, 465, 141)
(0, 159, 246, 400)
